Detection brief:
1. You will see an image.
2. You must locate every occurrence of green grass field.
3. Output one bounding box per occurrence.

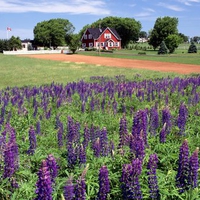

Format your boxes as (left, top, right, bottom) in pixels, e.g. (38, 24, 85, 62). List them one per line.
(0, 54, 180, 90)
(78, 42, 200, 65)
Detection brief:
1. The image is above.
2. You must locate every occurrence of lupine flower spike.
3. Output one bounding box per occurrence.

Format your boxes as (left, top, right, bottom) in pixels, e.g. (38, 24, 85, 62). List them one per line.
(147, 154, 160, 199)
(64, 176, 74, 200)
(35, 160, 53, 200)
(97, 165, 110, 200)
(189, 147, 199, 188)
(74, 164, 89, 200)
(176, 139, 189, 193)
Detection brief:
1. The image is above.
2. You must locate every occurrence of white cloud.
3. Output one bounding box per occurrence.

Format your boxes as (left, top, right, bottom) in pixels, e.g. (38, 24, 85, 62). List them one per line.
(143, 8, 155, 13)
(177, 0, 200, 6)
(158, 2, 185, 11)
(0, 0, 110, 15)
(134, 12, 152, 17)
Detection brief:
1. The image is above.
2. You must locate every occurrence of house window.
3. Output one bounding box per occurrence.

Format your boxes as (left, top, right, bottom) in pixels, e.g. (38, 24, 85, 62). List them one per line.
(84, 35, 87, 39)
(82, 43, 86, 48)
(109, 42, 113, 47)
(89, 43, 93, 47)
(104, 33, 111, 39)
(101, 42, 104, 47)
(115, 42, 119, 47)
(89, 34, 93, 39)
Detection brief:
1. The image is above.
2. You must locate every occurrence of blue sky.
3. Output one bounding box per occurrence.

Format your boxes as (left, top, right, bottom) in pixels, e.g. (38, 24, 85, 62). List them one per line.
(0, 0, 200, 40)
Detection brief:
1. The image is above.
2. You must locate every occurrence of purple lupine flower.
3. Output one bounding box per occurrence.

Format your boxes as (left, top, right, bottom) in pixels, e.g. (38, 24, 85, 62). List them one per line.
(149, 106, 159, 136)
(93, 138, 101, 157)
(33, 105, 38, 118)
(3, 142, 15, 179)
(46, 154, 59, 183)
(162, 107, 172, 135)
(83, 124, 90, 149)
(100, 127, 109, 156)
(121, 158, 143, 200)
(118, 114, 128, 148)
(74, 165, 88, 200)
(112, 98, 118, 115)
(177, 103, 188, 135)
(57, 124, 64, 148)
(160, 123, 167, 143)
(64, 176, 74, 200)
(67, 142, 77, 168)
(97, 166, 110, 200)
(147, 154, 160, 199)
(35, 160, 53, 200)
(46, 108, 52, 119)
(176, 139, 190, 193)
(121, 163, 132, 199)
(90, 96, 95, 111)
(55, 114, 61, 129)
(36, 120, 41, 134)
(132, 109, 148, 146)
(7, 124, 19, 170)
(79, 144, 86, 165)
(189, 147, 199, 188)
(129, 134, 145, 161)
(27, 125, 37, 155)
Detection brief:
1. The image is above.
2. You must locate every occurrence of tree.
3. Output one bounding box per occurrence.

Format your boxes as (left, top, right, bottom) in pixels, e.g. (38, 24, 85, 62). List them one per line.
(139, 31, 148, 39)
(158, 41, 168, 55)
(178, 33, 189, 43)
(188, 42, 197, 53)
(192, 36, 200, 43)
(33, 18, 75, 48)
(79, 16, 142, 47)
(66, 34, 81, 54)
(165, 34, 183, 53)
(9, 36, 22, 51)
(148, 16, 179, 50)
(0, 39, 9, 53)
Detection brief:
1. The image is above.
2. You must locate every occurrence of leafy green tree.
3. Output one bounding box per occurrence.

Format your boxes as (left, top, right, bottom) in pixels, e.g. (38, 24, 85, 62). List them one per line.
(9, 36, 22, 51)
(149, 16, 179, 50)
(165, 34, 183, 53)
(178, 33, 189, 43)
(79, 16, 141, 47)
(139, 31, 148, 38)
(158, 41, 168, 54)
(192, 36, 200, 43)
(188, 42, 197, 53)
(66, 34, 81, 54)
(33, 18, 75, 48)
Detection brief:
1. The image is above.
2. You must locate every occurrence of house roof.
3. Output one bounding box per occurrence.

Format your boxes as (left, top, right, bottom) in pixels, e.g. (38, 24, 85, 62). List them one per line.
(86, 27, 121, 40)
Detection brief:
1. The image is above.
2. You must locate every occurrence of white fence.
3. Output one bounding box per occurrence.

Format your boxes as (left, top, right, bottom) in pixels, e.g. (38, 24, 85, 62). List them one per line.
(3, 49, 62, 55)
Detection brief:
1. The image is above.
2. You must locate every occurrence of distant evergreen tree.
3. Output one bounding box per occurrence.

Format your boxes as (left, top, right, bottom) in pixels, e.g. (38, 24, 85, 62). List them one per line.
(158, 41, 168, 54)
(188, 42, 197, 53)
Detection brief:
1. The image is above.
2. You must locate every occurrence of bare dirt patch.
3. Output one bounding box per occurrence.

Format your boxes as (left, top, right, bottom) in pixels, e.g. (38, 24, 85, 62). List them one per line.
(20, 54, 200, 74)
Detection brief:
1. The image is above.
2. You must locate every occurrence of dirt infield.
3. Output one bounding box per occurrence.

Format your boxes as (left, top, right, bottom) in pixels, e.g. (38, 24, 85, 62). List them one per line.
(20, 54, 200, 74)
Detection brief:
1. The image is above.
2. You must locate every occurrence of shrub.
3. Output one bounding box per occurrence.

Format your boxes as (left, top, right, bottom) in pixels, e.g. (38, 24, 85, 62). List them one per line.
(158, 41, 168, 55)
(138, 52, 146, 55)
(188, 42, 197, 53)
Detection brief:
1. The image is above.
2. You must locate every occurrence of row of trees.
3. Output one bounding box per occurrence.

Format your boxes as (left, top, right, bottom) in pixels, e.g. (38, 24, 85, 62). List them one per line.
(0, 36, 22, 53)
(32, 16, 190, 53)
(0, 16, 198, 53)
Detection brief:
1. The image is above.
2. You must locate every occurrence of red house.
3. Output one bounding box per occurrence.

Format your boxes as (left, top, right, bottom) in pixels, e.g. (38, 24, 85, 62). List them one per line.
(81, 27, 121, 50)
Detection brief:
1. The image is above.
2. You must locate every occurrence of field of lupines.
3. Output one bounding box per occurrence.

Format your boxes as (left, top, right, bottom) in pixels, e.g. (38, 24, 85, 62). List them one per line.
(0, 74, 199, 200)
